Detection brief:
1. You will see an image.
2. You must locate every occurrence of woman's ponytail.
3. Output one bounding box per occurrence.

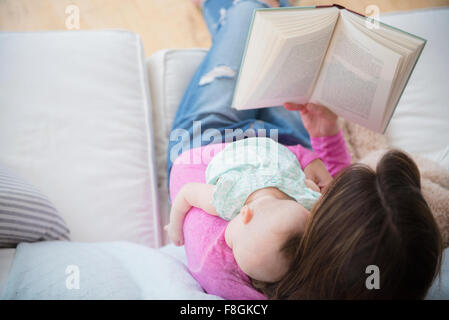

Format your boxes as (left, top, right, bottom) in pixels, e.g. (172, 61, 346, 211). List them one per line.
(376, 149, 421, 190)
(268, 149, 442, 299)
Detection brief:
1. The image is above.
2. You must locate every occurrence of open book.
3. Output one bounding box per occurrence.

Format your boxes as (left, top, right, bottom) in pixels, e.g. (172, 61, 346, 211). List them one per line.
(232, 5, 426, 133)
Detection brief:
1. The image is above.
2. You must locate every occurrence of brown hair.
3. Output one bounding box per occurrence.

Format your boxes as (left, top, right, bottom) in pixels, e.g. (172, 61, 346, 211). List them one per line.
(252, 150, 443, 299)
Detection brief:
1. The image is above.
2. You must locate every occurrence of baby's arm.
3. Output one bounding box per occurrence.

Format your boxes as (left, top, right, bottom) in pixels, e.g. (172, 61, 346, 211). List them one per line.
(165, 182, 218, 246)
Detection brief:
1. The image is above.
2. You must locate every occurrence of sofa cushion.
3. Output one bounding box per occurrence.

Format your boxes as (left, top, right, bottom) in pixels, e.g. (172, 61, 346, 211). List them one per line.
(381, 8, 449, 169)
(0, 31, 161, 247)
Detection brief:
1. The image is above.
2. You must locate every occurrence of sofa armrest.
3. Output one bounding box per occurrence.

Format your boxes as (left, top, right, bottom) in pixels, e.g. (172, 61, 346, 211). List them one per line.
(146, 49, 207, 245)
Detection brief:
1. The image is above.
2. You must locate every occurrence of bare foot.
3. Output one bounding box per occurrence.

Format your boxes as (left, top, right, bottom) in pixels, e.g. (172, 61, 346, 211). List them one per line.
(260, 0, 280, 7)
(191, 0, 203, 8)
(190, 0, 280, 8)
(191, 0, 204, 8)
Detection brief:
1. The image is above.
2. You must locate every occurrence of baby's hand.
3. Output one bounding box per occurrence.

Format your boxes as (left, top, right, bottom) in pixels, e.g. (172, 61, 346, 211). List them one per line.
(305, 178, 320, 193)
(164, 223, 184, 246)
(304, 159, 333, 192)
(165, 182, 217, 246)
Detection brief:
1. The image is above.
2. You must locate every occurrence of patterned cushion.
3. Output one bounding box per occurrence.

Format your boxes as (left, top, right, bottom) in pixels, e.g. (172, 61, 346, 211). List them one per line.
(0, 164, 70, 248)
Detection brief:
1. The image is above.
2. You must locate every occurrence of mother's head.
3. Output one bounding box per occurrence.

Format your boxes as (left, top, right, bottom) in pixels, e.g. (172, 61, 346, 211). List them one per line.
(254, 150, 442, 299)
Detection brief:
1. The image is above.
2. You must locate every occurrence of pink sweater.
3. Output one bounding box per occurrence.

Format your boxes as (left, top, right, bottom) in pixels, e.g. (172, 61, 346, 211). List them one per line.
(169, 131, 351, 299)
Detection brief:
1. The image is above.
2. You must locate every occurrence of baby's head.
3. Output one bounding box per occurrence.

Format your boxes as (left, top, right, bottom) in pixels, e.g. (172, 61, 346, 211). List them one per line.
(225, 193, 310, 284)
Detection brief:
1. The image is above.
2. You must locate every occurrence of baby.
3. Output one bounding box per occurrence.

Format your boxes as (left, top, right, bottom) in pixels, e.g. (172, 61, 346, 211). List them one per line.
(166, 136, 326, 283)
(166, 103, 442, 299)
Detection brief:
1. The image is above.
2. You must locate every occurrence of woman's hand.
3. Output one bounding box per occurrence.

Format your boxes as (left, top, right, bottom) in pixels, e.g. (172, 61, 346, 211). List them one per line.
(304, 159, 333, 193)
(284, 102, 339, 138)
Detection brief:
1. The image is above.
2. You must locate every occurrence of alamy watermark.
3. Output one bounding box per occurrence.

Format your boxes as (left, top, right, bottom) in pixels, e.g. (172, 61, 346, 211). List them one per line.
(365, 5, 380, 30)
(65, 5, 80, 30)
(365, 265, 380, 290)
(65, 264, 80, 290)
(169, 121, 280, 168)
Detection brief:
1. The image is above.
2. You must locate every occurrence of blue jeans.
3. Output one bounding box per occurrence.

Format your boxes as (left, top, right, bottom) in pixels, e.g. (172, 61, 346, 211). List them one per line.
(167, 0, 310, 178)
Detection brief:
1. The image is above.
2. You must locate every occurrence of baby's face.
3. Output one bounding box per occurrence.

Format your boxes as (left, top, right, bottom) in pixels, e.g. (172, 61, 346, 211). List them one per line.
(225, 196, 310, 283)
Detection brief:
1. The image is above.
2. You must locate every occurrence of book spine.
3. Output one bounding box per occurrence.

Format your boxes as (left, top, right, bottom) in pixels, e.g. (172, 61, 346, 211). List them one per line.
(316, 3, 365, 17)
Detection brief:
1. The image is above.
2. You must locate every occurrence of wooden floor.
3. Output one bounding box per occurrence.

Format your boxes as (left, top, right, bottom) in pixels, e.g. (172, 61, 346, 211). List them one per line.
(1, 0, 448, 57)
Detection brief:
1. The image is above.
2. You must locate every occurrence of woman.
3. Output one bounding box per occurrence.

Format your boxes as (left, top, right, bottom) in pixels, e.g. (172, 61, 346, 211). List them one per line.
(166, 0, 442, 299)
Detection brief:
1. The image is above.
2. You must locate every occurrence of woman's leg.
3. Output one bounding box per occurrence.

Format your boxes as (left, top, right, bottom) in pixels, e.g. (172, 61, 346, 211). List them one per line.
(200, 0, 290, 35)
(201, 0, 240, 37)
(167, 0, 306, 177)
(279, 0, 291, 6)
(168, 0, 270, 175)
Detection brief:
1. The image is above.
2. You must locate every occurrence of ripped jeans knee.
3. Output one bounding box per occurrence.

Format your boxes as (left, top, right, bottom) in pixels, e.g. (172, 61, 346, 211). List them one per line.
(199, 65, 237, 86)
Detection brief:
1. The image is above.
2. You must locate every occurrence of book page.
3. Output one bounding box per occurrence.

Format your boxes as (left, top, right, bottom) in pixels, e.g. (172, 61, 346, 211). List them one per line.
(235, 8, 339, 109)
(340, 10, 425, 130)
(311, 13, 402, 132)
(247, 26, 335, 107)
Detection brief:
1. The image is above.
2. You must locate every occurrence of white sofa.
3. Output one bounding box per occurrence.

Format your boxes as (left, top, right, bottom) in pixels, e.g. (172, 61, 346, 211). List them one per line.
(0, 30, 162, 248)
(0, 7, 448, 299)
(147, 7, 449, 246)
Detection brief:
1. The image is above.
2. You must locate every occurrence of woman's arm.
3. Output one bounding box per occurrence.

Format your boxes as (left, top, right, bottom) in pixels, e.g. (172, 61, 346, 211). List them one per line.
(284, 102, 351, 180)
(310, 131, 351, 178)
(165, 182, 218, 246)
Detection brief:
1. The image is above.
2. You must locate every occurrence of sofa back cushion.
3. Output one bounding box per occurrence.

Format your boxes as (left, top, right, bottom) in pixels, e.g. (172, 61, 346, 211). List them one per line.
(0, 31, 161, 247)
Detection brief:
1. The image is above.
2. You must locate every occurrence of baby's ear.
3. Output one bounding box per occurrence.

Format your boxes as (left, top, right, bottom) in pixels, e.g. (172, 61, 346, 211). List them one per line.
(240, 205, 254, 224)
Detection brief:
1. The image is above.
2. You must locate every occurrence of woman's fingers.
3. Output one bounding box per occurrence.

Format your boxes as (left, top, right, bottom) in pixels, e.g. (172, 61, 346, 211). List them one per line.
(285, 102, 337, 121)
(306, 103, 324, 115)
(284, 102, 306, 112)
(307, 103, 337, 119)
(285, 102, 321, 114)
(284, 102, 299, 110)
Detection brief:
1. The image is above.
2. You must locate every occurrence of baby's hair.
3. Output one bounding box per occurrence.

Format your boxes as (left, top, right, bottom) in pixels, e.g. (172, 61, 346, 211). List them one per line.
(252, 150, 442, 299)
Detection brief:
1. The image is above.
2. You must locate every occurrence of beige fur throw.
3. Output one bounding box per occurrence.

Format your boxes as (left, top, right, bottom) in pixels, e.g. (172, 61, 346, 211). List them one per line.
(340, 120, 449, 247)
